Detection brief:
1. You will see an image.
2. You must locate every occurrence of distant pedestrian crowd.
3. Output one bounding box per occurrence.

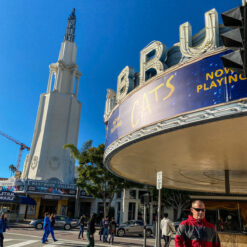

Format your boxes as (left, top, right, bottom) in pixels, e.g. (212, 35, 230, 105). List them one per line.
(41, 212, 117, 247)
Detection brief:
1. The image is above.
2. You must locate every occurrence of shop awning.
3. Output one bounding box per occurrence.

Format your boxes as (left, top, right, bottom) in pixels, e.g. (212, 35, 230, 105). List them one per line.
(18, 196, 36, 205)
(0, 191, 36, 205)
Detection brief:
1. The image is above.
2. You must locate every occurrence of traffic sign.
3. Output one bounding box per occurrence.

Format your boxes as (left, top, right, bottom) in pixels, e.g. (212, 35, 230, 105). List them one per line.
(156, 171, 163, 190)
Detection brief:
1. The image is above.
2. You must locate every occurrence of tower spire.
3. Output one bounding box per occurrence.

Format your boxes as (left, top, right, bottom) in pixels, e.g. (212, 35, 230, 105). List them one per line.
(64, 8, 76, 42)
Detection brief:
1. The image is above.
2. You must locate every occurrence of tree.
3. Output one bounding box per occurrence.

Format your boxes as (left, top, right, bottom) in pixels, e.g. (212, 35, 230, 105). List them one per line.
(150, 187, 190, 220)
(64, 140, 142, 218)
(164, 189, 190, 220)
(9, 164, 17, 177)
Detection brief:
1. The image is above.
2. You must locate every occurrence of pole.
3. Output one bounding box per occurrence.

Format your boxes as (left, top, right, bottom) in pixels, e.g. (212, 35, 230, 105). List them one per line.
(143, 203, 147, 247)
(224, 170, 230, 194)
(157, 188, 161, 247)
(237, 202, 242, 231)
(74, 186, 80, 218)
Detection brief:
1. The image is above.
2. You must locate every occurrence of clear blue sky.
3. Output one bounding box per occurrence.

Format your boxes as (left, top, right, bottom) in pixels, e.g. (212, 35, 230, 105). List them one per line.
(0, 0, 239, 178)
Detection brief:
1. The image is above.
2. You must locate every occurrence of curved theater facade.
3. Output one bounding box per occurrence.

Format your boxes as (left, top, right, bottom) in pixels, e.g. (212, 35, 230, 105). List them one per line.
(104, 8, 247, 194)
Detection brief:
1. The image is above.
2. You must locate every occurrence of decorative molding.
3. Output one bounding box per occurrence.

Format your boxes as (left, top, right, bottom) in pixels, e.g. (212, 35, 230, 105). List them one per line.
(49, 156, 60, 170)
(104, 89, 117, 123)
(104, 100, 247, 163)
(31, 155, 39, 169)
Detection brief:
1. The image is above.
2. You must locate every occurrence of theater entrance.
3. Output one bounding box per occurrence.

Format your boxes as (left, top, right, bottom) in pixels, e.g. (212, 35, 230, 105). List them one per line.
(39, 199, 58, 218)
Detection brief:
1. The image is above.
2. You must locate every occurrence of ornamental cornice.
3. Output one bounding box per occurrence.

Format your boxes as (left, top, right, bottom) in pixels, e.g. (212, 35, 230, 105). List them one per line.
(104, 100, 247, 164)
(52, 60, 78, 71)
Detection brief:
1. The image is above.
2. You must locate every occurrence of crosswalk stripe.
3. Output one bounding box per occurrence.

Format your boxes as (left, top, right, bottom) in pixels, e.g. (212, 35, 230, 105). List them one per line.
(7, 240, 39, 247)
(4, 239, 13, 242)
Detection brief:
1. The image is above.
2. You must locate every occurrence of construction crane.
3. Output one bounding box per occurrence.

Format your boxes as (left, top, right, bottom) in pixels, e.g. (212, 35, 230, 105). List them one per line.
(0, 131, 30, 171)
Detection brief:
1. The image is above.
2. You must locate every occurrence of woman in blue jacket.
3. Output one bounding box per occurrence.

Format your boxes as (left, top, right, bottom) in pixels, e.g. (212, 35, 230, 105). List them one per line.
(0, 213, 9, 247)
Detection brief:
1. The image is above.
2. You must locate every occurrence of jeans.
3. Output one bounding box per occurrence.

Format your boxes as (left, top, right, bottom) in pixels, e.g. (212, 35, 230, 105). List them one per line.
(78, 225, 84, 238)
(108, 233, 114, 243)
(87, 232, 94, 247)
(99, 227, 104, 240)
(163, 235, 171, 247)
(103, 228, 109, 242)
(0, 233, 3, 247)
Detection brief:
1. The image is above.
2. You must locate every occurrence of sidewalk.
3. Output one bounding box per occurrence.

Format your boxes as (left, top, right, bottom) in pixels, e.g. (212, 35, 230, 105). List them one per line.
(9, 221, 32, 228)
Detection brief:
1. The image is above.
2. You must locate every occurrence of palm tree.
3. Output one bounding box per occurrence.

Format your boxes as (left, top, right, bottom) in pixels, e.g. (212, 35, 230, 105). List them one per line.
(9, 164, 17, 177)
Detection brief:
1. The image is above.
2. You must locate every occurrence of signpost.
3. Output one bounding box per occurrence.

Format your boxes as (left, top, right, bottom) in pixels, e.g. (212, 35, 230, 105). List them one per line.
(156, 171, 162, 247)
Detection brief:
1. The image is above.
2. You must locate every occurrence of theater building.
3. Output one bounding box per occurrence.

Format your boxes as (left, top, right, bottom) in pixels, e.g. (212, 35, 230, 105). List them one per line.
(0, 9, 91, 220)
(104, 7, 247, 240)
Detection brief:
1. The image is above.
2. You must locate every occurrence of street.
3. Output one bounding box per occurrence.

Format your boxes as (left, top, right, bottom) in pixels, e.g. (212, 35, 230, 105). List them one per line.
(3, 228, 175, 247)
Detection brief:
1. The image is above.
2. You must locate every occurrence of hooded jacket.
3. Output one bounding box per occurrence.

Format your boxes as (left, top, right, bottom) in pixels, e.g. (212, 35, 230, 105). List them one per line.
(175, 215, 220, 247)
(161, 217, 175, 236)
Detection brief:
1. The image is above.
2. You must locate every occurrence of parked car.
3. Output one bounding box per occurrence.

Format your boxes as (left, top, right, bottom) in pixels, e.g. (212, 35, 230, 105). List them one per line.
(174, 218, 187, 230)
(117, 220, 153, 237)
(30, 215, 79, 230)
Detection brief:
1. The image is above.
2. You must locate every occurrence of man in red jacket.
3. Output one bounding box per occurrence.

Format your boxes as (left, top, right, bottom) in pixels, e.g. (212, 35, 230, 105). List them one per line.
(175, 200, 220, 247)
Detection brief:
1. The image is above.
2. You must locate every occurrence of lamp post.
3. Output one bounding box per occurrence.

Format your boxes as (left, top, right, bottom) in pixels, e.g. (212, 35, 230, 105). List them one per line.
(141, 193, 151, 247)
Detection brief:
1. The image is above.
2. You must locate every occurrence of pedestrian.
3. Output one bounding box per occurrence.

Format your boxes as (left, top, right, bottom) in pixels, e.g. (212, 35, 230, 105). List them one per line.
(160, 213, 175, 247)
(87, 213, 97, 247)
(103, 216, 109, 243)
(108, 217, 117, 245)
(0, 213, 9, 247)
(175, 200, 221, 247)
(99, 217, 104, 241)
(46, 213, 57, 242)
(78, 214, 86, 240)
(42, 212, 51, 244)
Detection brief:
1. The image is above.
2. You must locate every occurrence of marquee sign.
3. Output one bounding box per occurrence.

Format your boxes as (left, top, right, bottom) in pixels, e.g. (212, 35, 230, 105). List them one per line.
(105, 51, 247, 148)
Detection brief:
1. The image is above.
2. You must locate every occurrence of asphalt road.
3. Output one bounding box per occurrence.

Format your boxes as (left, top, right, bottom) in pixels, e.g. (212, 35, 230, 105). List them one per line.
(4, 228, 175, 247)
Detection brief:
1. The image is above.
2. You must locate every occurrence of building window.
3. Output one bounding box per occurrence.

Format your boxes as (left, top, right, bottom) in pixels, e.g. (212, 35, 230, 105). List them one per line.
(116, 191, 122, 199)
(139, 191, 147, 200)
(128, 202, 136, 220)
(117, 202, 121, 223)
(138, 205, 150, 224)
(80, 202, 91, 218)
(129, 190, 136, 199)
(97, 202, 104, 217)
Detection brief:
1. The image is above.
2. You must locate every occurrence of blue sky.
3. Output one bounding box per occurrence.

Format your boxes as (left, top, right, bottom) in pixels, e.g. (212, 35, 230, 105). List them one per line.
(0, 0, 239, 178)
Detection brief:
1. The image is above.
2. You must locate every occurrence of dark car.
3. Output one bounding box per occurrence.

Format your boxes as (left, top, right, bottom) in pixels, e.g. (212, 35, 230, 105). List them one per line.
(174, 218, 187, 230)
(30, 215, 79, 230)
(117, 220, 153, 237)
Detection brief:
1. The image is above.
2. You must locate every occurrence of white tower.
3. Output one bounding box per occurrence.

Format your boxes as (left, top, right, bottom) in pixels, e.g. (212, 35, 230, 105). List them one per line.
(22, 9, 82, 184)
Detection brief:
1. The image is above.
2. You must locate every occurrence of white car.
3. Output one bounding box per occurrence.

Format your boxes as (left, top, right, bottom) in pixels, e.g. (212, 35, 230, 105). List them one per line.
(117, 220, 153, 237)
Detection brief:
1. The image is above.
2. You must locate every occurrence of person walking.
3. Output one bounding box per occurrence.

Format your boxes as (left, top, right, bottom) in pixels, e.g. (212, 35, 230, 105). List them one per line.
(0, 213, 9, 247)
(103, 216, 109, 243)
(108, 217, 117, 245)
(78, 214, 86, 240)
(87, 214, 97, 247)
(42, 212, 51, 244)
(161, 213, 175, 247)
(175, 200, 221, 247)
(46, 213, 57, 242)
(99, 217, 104, 241)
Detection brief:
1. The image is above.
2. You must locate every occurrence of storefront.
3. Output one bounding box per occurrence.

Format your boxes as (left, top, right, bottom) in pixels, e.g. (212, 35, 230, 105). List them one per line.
(0, 190, 36, 221)
(0, 179, 94, 219)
